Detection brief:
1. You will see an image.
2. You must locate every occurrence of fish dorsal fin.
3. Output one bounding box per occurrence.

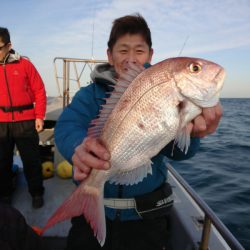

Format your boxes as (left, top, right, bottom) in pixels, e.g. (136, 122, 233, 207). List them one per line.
(87, 62, 145, 138)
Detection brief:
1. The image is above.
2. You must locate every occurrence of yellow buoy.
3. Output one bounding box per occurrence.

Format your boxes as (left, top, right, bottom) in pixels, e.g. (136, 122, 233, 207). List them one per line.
(42, 161, 54, 179)
(56, 160, 73, 179)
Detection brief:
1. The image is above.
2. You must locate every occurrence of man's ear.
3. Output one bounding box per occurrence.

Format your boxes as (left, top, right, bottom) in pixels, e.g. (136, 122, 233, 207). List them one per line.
(107, 49, 113, 65)
(148, 48, 154, 63)
(7, 42, 12, 52)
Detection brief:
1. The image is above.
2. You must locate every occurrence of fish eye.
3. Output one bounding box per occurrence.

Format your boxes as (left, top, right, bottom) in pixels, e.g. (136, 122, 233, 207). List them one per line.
(189, 63, 202, 73)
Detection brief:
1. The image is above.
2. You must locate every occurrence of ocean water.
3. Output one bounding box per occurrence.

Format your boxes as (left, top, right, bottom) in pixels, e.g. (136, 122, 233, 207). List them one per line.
(170, 98, 250, 249)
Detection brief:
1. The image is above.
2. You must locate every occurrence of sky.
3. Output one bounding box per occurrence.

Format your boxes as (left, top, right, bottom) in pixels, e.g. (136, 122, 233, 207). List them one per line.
(1, 0, 250, 98)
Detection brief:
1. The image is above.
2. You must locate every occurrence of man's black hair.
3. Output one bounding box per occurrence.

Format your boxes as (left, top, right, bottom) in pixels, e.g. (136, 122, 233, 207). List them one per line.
(0, 27, 11, 44)
(108, 13, 152, 51)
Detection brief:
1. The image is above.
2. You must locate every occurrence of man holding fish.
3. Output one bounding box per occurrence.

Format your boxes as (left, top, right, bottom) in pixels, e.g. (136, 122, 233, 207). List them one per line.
(50, 13, 224, 250)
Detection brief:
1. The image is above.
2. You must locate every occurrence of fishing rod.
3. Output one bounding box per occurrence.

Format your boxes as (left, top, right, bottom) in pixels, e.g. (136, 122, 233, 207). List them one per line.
(178, 35, 189, 56)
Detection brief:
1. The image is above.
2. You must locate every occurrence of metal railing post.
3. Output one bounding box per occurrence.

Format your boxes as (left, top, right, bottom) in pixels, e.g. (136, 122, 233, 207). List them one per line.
(62, 59, 67, 108)
(199, 215, 212, 250)
(66, 61, 70, 106)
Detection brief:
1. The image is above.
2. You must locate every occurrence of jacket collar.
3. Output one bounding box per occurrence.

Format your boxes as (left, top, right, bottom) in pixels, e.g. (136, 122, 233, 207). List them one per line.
(0, 49, 20, 65)
(90, 63, 117, 86)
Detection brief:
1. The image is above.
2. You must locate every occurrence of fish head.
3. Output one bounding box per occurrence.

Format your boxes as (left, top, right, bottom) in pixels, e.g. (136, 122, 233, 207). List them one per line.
(170, 57, 226, 107)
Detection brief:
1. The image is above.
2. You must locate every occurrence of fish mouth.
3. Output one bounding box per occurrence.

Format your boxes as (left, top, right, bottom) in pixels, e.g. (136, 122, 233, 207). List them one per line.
(197, 67, 226, 107)
(214, 68, 226, 91)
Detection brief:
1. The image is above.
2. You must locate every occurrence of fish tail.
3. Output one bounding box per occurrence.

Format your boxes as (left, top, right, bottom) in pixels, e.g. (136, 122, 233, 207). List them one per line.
(41, 180, 106, 246)
(82, 184, 106, 246)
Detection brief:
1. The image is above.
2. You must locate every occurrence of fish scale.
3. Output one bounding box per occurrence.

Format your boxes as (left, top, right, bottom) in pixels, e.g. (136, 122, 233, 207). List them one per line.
(103, 80, 180, 172)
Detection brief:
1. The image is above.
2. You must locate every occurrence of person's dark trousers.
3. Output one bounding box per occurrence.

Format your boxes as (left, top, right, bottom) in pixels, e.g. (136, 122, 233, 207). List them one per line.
(0, 120, 44, 198)
(0, 203, 50, 250)
(66, 215, 170, 250)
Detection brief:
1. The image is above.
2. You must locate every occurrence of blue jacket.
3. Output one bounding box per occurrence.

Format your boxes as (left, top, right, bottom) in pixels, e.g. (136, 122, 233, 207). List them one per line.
(54, 63, 200, 221)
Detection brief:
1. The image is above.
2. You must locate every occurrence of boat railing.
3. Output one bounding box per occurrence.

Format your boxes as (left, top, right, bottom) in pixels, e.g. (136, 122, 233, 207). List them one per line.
(53, 57, 107, 108)
(167, 164, 245, 250)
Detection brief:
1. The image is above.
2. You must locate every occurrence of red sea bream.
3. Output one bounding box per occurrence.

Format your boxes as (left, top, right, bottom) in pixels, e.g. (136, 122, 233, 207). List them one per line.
(42, 57, 225, 246)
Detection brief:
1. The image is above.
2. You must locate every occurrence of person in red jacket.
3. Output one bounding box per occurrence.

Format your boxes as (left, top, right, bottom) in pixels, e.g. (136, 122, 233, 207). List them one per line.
(0, 27, 46, 208)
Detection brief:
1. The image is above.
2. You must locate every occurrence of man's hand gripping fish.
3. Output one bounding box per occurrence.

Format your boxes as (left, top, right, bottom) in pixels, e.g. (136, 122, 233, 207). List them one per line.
(41, 57, 225, 246)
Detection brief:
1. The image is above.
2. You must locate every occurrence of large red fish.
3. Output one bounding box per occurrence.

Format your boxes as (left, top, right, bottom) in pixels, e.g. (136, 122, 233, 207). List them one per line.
(42, 57, 225, 246)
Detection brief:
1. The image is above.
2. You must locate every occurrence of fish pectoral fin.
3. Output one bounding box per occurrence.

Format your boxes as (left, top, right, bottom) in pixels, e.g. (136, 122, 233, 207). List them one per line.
(173, 101, 200, 155)
(42, 181, 106, 247)
(109, 161, 153, 185)
(175, 125, 191, 154)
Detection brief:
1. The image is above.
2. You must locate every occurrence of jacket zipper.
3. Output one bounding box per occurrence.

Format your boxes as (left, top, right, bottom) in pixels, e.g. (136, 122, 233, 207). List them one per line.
(3, 64, 15, 121)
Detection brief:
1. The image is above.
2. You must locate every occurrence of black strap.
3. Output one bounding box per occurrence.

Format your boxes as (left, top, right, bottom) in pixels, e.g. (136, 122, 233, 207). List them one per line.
(0, 104, 34, 112)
